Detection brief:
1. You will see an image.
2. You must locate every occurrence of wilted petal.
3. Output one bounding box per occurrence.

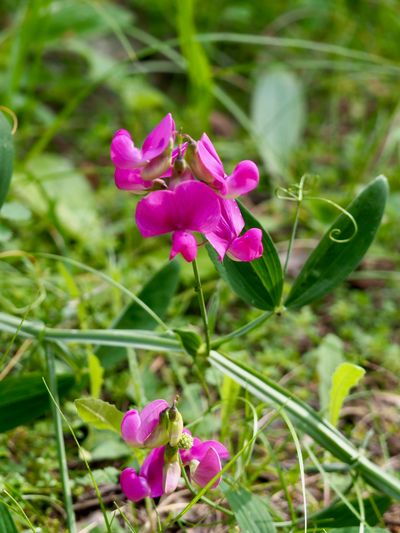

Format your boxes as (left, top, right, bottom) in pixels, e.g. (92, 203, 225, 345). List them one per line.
(114, 168, 150, 191)
(111, 130, 143, 169)
(142, 113, 175, 161)
(228, 228, 263, 262)
(120, 468, 150, 502)
(135, 190, 176, 237)
(170, 231, 198, 262)
(121, 410, 142, 446)
(224, 160, 259, 198)
(174, 181, 221, 233)
(138, 400, 169, 444)
(140, 447, 165, 498)
(163, 460, 181, 494)
(192, 446, 222, 489)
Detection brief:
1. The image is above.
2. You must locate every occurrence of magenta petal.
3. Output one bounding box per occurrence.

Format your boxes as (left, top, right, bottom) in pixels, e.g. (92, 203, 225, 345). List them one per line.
(174, 181, 221, 232)
(140, 447, 165, 498)
(121, 410, 142, 446)
(219, 199, 244, 236)
(114, 168, 149, 191)
(187, 440, 229, 462)
(138, 400, 169, 443)
(170, 231, 198, 262)
(199, 133, 224, 172)
(228, 228, 263, 262)
(142, 113, 175, 161)
(205, 199, 244, 261)
(163, 461, 181, 494)
(192, 447, 222, 489)
(111, 130, 143, 169)
(224, 160, 259, 198)
(135, 190, 176, 237)
(120, 468, 150, 502)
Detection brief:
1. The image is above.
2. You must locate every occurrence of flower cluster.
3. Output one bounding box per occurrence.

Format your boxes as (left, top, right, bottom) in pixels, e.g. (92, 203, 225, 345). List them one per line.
(119, 399, 229, 502)
(111, 114, 263, 263)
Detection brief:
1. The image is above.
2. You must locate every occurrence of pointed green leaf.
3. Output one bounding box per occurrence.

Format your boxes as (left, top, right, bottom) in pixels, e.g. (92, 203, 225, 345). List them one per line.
(286, 176, 388, 309)
(0, 503, 18, 533)
(0, 111, 14, 210)
(329, 362, 365, 427)
(174, 329, 202, 357)
(223, 484, 276, 533)
(75, 398, 124, 433)
(96, 260, 180, 367)
(208, 202, 283, 310)
(0, 373, 74, 432)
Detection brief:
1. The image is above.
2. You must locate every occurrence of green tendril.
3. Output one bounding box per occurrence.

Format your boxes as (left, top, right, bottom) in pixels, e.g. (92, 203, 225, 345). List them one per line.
(307, 196, 358, 243)
(0, 105, 18, 134)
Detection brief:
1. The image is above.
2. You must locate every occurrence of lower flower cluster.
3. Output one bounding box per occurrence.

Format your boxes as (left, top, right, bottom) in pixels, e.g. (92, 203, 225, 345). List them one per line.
(119, 400, 229, 502)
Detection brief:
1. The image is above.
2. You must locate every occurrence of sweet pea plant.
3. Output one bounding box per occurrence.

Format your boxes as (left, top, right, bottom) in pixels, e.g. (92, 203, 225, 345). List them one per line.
(0, 109, 399, 532)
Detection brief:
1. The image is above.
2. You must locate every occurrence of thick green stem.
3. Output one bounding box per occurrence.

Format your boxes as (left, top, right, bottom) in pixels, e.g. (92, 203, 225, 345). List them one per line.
(192, 259, 210, 355)
(45, 346, 76, 533)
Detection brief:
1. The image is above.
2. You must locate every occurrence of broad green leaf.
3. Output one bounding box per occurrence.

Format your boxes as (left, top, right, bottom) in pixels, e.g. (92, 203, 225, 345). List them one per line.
(209, 350, 400, 500)
(251, 68, 305, 175)
(0, 112, 14, 210)
(208, 202, 283, 310)
(96, 260, 180, 367)
(0, 503, 18, 533)
(314, 334, 344, 413)
(286, 176, 388, 308)
(75, 398, 124, 433)
(329, 362, 365, 427)
(88, 353, 104, 398)
(0, 373, 74, 432)
(308, 494, 391, 528)
(223, 484, 276, 533)
(174, 329, 202, 357)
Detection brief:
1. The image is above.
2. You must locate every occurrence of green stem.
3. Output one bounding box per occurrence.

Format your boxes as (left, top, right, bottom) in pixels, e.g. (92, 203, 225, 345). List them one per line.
(210, 311, 273, 348)
(192, 259, 210, 355)
(45, 346, 76, 533)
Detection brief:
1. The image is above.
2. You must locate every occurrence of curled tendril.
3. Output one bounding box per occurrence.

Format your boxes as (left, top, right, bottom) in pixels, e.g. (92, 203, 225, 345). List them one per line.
(0, 106, 18, 135)
(307, 196, 358, 243)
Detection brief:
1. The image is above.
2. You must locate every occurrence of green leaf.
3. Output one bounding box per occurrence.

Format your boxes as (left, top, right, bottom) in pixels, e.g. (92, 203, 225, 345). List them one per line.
(308, 494, 391, 528)
(88, 353, 104, 399)
(0, 112, 14, 210)
(286, 176, 388, 308)
(223, 484, 276, 533)
(208, 202, 283, 310)
(209, 350, 400, 500)
(0, 503, 18, 533)
(329, 362, 365, 427)
(174, 329, 202, 357)
(0, 373, 74, 432)
(315, 334, 345, 413)
(96, 260, 180, 367)
(251, 68, 305, 175)
(75, 398, 124, 433)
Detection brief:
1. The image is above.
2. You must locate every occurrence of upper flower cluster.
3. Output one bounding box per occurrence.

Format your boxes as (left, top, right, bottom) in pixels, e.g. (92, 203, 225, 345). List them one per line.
(111, 114, 264, 263)
(120, 399, 229, 502)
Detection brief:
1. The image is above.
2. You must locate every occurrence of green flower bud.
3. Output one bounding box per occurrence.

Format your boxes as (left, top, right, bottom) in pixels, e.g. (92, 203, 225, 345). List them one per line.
(178, 433, 193, 450)
(167, 404, 183, 447)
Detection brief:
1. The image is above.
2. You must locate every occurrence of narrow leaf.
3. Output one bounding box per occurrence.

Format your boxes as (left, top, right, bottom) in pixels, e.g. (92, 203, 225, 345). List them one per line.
(0, 502, 18, 533)
(0, 373, 74, 432)
(286, 176, 388, 308)
(0, 111, 14, 210)
(314, 334, 345, 413)
(223, 485, 276, 533)
(88, 353, 104, 398)
(75, 398, 124, 433)
(208, 202, 283, 310)
(329, 362, 365, 427)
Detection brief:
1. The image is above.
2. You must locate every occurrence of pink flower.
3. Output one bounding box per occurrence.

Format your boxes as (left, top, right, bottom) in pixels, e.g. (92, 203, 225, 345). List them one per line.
(120, 446, 165, 501)
(121, 399, 169, 448)
(205, 198, 263, 262)
(187, 133, 259, 198)
(111, 113, 176, 182)
(135, 180, 221, 262)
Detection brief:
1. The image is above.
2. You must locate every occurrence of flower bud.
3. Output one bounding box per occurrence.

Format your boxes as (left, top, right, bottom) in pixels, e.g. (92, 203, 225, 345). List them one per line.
(143, 408, 169, 448)
(163, 445, 181, 494)
(167, 405, 183, 447)
(141, 140, 173, 181)
(184, 140, 211, 183)
(178, 432, 194, 450)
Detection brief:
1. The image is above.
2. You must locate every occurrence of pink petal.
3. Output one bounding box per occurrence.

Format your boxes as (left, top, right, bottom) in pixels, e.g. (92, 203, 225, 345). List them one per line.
(111, 129, 143, 169)
(121, 410, 142, 446)
(199, 133, 224, 171)
(140, 447, 165, 498)
(219, 199, 244, 237)
(142, 113, 175, 161)
(163, 461, 181, 494)
(228, 228, 263, 262)
(174, 181, 221, 233)
(120, 468, 150, 502)
(224, 160, 259, 198)
(205, 199, 245, 261)
(188, 440, 230, 462)
(192, 447, 222, 489)
(135, 190, 177, 237)
(138, 400, 169, 443)
(170, 231, 198, 262)
(114, 168, 150, 191)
